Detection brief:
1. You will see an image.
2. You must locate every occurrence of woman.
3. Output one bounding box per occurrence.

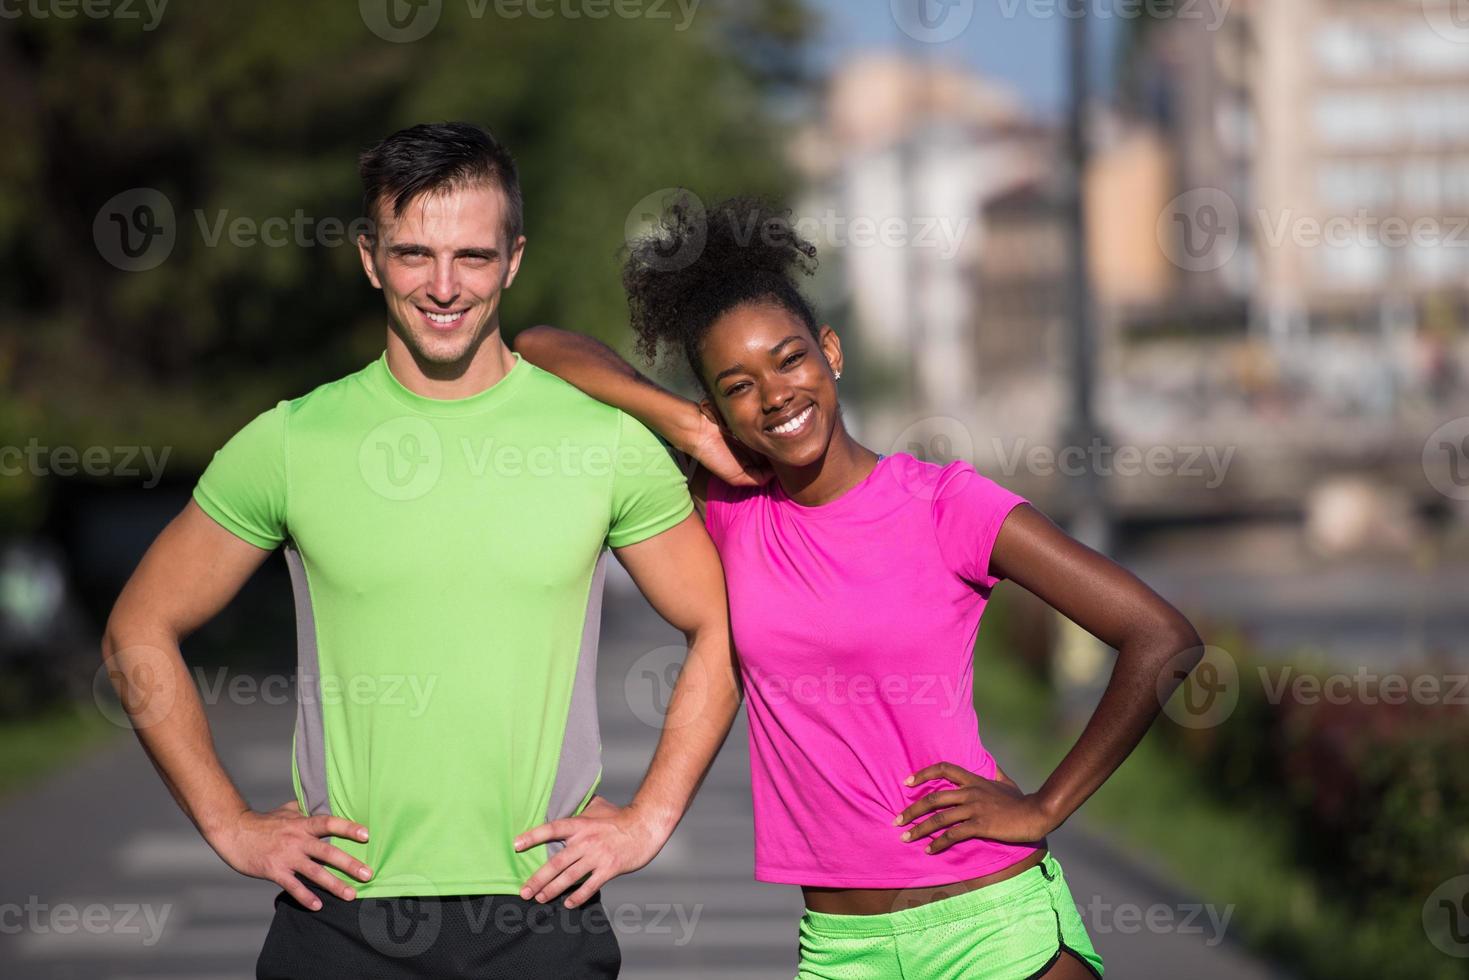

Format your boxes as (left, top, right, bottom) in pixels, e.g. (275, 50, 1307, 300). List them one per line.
(514, 197, 1203, 978)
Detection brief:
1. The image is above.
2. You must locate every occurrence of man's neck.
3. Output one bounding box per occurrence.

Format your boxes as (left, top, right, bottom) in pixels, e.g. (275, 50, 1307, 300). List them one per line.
(384, 327, 517, 401)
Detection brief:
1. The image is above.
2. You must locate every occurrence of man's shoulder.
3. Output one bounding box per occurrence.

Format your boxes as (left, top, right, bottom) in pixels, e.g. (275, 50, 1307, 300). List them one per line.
(517, 362, 630, 429)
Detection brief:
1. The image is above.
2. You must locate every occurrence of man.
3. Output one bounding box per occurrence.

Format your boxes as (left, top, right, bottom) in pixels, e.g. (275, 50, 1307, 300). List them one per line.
(102, 122, 740, 977)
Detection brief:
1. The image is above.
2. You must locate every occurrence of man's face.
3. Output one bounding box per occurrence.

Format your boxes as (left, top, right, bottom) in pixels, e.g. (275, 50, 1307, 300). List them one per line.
(358, 182, 525, 367)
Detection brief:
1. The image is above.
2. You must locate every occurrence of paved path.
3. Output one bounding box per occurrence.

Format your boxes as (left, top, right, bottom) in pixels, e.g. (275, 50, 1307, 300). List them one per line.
(0, 564, 1292, 978)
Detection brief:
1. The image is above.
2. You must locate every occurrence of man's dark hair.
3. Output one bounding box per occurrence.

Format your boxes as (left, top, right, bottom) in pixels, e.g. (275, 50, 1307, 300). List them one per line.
(358, 122, 523, 245)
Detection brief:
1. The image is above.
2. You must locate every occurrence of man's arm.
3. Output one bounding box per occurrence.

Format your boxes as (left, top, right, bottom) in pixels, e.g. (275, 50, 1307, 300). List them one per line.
(104, 501, 373, 910)
(512, 512, 740, 908)
(513, 325, 771, 493)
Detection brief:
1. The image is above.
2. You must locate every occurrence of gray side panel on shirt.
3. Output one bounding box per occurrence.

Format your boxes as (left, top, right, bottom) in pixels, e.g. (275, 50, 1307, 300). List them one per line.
(544, 550, 609, 856)
(284, 542, 331, 817)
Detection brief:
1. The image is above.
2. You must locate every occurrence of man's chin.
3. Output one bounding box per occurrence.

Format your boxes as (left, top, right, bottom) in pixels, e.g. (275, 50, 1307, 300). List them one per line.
(400, 329, 478, 367)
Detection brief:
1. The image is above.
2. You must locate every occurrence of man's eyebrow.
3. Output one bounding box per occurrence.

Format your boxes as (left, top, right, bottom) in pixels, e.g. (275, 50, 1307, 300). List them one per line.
(384, 243, 502, 259)
(712, 335, 805, 384)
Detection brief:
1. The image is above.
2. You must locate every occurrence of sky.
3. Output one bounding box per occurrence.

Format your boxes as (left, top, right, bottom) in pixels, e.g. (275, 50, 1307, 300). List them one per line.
(806, 0, 1128, 119)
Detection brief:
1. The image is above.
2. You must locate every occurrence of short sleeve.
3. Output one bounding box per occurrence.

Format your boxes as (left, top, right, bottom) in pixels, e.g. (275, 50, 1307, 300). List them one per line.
(930, 460, 1028, 590)
(606, 411, 695, 549)
(192, 402, 289, 550)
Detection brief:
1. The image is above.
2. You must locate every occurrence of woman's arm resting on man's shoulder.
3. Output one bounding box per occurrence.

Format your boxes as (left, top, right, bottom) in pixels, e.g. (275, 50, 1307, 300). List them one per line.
(512, 325, 772, 498)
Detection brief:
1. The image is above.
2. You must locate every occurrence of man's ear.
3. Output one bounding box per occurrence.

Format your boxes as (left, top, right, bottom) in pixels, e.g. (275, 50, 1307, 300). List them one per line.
(357, 233, 382, 290)
(502, 234, 528, 289)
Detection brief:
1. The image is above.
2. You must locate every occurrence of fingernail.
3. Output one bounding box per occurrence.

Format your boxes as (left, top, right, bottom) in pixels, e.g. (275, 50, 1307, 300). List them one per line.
(310, 900, 322, 910)
(358, 867, 372, 881)
(891, 815, 901, 826)
(900, 832, 911, 842)
(924, 845, 934, 854)
(344, 888, 356, 901)
(566, 901, 577, 909)
(520, 889, 531, 900)
(357, 829, 369, 841)
(905, 776, 915, 786)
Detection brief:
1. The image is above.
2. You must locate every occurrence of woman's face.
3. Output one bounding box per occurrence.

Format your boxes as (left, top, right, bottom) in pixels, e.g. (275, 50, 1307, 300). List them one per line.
(698, 302, 844, 468)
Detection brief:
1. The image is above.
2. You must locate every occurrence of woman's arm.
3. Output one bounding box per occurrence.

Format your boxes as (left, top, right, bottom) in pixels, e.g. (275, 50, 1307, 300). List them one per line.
(512, 325, 704, 455)
(511, 326, 772, 512)
(896, 504, 1202, 849)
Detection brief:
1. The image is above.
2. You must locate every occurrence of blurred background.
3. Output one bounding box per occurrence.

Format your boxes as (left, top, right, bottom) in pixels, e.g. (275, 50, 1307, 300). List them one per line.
(1, 1, 1466, 978)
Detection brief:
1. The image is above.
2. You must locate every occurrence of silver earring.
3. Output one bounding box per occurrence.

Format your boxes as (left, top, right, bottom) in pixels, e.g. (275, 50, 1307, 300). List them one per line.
(834, 370, 842, 380)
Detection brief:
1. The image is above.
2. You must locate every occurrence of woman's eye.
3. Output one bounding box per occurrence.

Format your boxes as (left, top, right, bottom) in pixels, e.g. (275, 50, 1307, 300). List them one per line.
(726, 382, 749, 396)
(782, 352, 804, 368)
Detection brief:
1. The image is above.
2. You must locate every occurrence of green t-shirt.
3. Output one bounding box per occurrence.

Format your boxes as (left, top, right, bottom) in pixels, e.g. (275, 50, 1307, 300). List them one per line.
(192, 350, 693, 897)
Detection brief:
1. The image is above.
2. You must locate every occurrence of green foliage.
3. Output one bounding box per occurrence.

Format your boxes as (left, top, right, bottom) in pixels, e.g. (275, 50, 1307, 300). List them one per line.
(0, 0, 810, 531)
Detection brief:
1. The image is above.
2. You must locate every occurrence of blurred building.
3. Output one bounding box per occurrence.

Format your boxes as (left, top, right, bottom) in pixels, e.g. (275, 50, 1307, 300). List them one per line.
(791, 54, 1053, 413)
(1139, 0, 1469, 341)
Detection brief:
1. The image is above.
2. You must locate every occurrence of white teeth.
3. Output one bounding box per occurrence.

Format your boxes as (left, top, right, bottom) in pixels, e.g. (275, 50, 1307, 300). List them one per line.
(769, 405, 813, 435)
(425, 310, 463, 324)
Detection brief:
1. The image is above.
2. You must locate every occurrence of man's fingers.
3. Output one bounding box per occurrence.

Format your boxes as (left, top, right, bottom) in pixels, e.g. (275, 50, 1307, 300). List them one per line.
(518, 848, 579, 900)
(307, 840, 373, 883)
(306, 814, 369, 843)
(514, 819, 576, 852)
(277, 873, 323, 911)
(565, 871, 610, 910)
(296, 859, 357, 902)
(533, 858, 591, 905)
(895, 789, 968, 826)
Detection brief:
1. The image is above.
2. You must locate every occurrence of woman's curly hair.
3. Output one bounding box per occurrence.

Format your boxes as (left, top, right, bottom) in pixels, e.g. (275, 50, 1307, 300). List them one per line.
(621, 194, 819, 391)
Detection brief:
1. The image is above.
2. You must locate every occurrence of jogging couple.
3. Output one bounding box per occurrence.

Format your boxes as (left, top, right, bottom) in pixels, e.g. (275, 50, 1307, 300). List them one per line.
(106, 121, 1202, 979)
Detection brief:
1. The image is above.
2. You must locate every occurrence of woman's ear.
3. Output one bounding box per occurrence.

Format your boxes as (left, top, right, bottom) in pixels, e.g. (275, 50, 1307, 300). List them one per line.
(817, 324, 844, 379)
(698, 398, 726, 431)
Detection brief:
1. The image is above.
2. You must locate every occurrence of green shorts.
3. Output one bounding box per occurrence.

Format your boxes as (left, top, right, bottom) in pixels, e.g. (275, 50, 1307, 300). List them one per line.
(795, 852, 1104, 979)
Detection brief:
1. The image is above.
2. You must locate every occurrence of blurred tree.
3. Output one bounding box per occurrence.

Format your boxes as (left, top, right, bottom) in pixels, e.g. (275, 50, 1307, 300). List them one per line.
(0, 0, 814, 531)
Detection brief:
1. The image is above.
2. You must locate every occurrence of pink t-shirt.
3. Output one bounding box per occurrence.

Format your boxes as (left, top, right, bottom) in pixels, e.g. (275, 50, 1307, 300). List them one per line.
(703, 452, 1040, 888)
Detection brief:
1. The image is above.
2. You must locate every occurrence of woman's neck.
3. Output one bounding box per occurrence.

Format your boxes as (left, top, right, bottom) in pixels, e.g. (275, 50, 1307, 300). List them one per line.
(772, 427, 881, 507)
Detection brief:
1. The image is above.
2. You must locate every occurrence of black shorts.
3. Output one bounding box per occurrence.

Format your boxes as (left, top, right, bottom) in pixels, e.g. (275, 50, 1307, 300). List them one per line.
(256, 879, 621, 979)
